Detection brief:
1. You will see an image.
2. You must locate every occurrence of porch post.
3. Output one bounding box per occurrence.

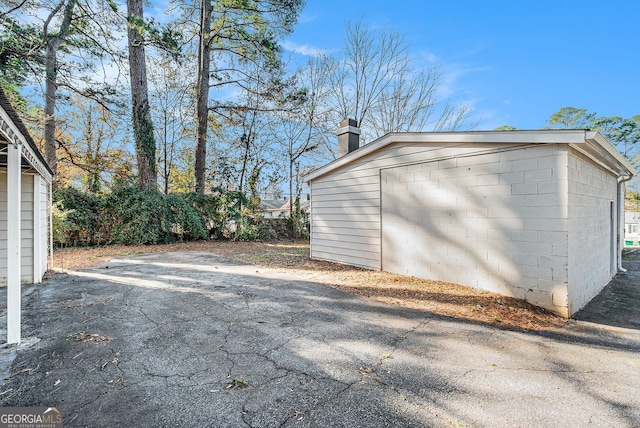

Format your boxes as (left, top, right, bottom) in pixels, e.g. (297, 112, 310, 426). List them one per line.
(33, 174, 42, 283)
(7, 142, 22, 344)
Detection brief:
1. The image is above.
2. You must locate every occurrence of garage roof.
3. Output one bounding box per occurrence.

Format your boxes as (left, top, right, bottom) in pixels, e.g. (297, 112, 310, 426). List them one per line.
(304, 130, 636, 182)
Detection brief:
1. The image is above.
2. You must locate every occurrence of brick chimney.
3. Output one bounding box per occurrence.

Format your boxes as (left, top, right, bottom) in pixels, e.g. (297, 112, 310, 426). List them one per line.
(336, 118, 360, 157)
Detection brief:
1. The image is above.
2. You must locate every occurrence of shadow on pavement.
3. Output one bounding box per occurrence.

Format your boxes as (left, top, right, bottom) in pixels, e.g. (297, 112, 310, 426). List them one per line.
(573, 248, 640, 331)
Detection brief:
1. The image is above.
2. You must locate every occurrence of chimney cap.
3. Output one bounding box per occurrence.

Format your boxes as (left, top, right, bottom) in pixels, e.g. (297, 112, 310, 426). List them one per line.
(340, 118, 358, 128)
(337, 118, 360, 156)
(336, 119, 361, 137)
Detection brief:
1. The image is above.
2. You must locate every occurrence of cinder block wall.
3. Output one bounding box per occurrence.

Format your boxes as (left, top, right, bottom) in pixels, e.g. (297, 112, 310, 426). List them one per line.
(567, 148, 618, 314)
(381, 144, 570, 316)
(310, 141, 622, 317)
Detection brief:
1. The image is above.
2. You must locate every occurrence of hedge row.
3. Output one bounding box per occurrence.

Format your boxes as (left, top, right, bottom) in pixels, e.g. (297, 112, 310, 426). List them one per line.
(53, 186, 302, 247)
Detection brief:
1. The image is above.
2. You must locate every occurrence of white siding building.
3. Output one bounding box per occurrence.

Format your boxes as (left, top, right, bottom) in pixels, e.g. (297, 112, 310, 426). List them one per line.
(0, 89, 53, 343)
(624, 212, 640, 246)
(305, 122, 635, 317)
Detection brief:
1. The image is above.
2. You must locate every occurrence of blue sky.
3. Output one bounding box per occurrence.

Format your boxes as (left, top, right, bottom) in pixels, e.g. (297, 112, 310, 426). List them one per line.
(283, 0, 640, 130)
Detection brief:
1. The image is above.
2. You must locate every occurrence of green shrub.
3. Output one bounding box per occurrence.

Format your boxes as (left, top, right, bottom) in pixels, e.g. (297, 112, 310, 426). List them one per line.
(288, 196, 309, 239)
(160, 193, 207, 242)
(102, 186, 162, 245)
(53, 187, 103, 246)
(103, 186, 207, 245)
(51, 201, 74, 247)
(51, 185, 300, 247)
(184, 191, 224, 238)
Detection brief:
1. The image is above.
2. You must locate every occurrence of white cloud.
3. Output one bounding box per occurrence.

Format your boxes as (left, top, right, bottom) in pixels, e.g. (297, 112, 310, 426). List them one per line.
(436, 64, 491, 99)
(418, 51, 439, 64)
(297, 12, 319, 25)
(281, 40, 327, 57)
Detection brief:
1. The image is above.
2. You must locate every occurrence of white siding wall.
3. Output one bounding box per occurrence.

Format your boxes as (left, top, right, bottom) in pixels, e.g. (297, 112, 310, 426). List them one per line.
(39, 176, 49, 276)
(0, 172, 38, 285)
(34, 175, 48, 280)
(567, 148, 618, 314)
(380, 144, 570, 316)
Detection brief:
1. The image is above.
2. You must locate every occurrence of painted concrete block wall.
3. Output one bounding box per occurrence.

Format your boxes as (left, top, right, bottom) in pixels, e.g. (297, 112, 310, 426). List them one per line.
(380, 144, 570, 316)
(0, 172, 36, 284)
(310, 142, 529, 268)
(567, 148, 618, 314)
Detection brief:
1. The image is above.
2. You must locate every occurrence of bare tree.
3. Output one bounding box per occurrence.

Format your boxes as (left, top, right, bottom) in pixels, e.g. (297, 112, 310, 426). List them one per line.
(149, 55, 195, 194)
(328, 19, 471, 144)
(56, 95, 131, 192)
(270, 56, 333, 214)
(329, 20, 406, 134)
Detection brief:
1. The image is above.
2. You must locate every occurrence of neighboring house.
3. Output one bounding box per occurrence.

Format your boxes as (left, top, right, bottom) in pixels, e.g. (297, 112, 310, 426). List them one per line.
(304, 120, 636, 317)
(258, 198, 311, 218)
(0, 88, 53, 344)
(625, 212, 640, 246)
(258, 199, 289, 218)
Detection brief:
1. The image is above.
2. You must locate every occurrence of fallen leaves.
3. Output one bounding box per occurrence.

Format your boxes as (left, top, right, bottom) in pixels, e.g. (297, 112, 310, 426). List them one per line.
(70, 331, 111, 343)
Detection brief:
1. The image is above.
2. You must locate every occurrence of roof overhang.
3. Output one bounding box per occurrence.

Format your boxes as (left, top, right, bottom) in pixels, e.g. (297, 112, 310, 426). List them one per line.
(304, 130, 636, 182)
(0, 89, 53, 183)
(572, 131, 637, 178)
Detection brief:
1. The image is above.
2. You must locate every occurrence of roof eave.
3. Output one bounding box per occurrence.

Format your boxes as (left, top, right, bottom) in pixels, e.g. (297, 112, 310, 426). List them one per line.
(304, 130, 592, 183)
(576, 130, 637, 177)
(0, 89, 54, 181)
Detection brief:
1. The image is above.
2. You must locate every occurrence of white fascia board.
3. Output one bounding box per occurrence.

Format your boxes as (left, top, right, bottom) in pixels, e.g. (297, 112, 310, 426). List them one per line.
(304, 130, 590, 182)
(582, 131, 637, 177)
(0, 105, 53, 183)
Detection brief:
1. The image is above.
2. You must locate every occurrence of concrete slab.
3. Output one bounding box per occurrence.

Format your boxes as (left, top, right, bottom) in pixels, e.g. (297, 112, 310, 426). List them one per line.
(574, 248, 640, 330)
(0, 251, 638, 427)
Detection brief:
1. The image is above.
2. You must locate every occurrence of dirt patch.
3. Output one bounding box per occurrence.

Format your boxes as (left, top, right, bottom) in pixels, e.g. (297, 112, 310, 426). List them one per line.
(53, 240, 565, 331)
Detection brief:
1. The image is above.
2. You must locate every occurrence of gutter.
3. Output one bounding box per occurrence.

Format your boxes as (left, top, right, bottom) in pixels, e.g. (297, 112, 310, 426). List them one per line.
(617, 175, 632, 273)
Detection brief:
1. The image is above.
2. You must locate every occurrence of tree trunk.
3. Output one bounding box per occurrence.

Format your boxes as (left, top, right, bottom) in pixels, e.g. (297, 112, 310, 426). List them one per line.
(289, 158, 293, 215)
(127, 0, 157, 191)
(44, 39, 58, 178)
(163, 109, 169, 194)
(195, 0, 212, 194)
(239, 132, 249, 193)
(43, 0, 77, 182)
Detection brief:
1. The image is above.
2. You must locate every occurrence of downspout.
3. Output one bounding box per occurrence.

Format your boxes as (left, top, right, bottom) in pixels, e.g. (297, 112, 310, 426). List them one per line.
(617, 175, 632, 273)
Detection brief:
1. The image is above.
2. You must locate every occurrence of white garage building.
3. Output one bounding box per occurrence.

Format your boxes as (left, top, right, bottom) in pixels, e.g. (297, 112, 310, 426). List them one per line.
(0, 89, 52, 344)
(305, 121, 636, 317)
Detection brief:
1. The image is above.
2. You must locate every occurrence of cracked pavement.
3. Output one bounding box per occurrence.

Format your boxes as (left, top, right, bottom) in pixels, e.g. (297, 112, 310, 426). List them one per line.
(1, 251, 640, 427)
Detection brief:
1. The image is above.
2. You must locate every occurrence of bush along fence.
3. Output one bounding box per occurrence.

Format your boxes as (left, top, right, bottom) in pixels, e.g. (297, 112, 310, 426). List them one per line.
(52, 186, 309, 247)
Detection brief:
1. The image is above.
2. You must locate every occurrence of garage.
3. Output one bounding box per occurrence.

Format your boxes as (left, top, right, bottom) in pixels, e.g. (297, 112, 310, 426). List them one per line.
(305, 120, 636, 317)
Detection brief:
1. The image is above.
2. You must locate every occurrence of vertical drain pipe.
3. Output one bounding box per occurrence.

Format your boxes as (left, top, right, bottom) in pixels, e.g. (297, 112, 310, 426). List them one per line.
(618, 175, 632, 273)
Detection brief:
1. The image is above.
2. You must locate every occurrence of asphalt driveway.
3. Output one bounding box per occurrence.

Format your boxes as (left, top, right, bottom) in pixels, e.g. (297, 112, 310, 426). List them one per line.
(1, 251, 639, 427)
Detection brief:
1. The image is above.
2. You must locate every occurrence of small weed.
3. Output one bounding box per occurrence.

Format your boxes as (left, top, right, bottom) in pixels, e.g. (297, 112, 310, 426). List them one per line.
(226, 378, 249, 390)
(382, 353, 393, 359)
